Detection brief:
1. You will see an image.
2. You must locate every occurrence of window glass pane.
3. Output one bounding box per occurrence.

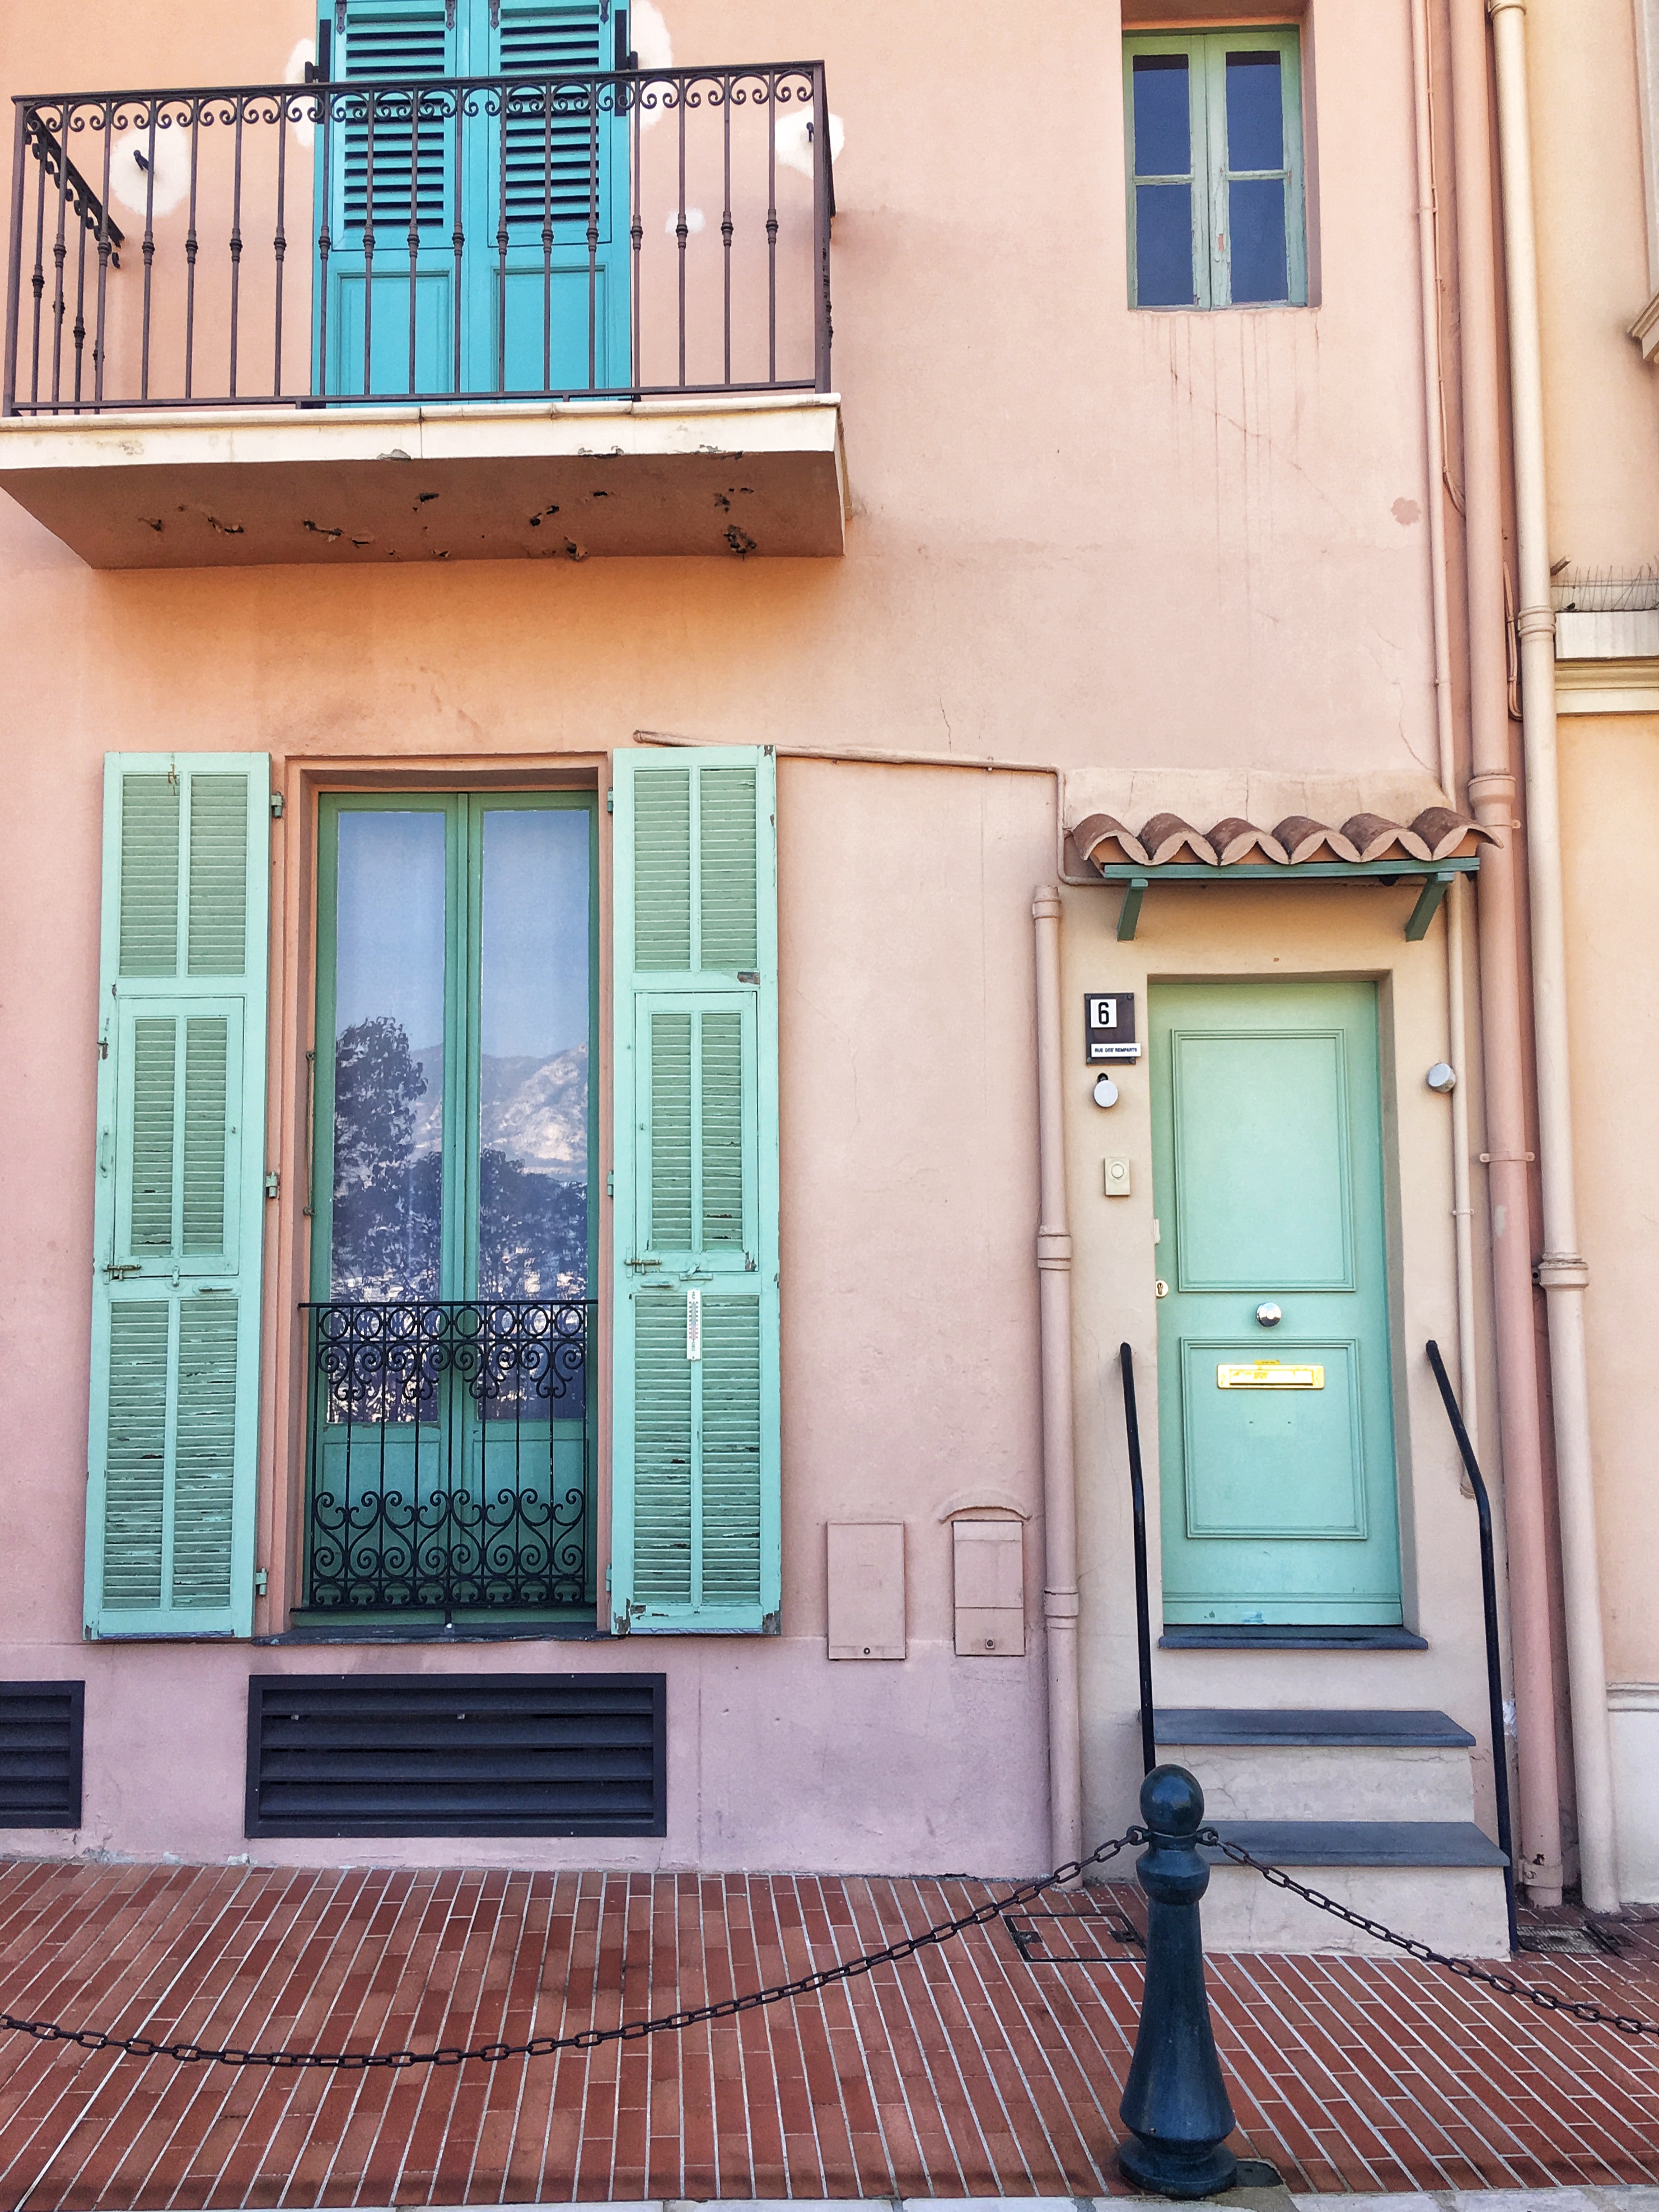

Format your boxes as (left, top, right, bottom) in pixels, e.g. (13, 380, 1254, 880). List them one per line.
(477, 806, 590, 1301)
(331, 810, 445, 1300)
(1133, 55, 1190, 177)
(1135, 183, 1196, 306)
(1226, 50, 1284, 173)
(1228, 176, 1289, 303)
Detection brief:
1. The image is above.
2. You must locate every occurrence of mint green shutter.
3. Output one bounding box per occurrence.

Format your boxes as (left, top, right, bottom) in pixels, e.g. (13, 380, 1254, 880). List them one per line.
(86, 755, 270, 1637)
(611, 749, 780, 1634)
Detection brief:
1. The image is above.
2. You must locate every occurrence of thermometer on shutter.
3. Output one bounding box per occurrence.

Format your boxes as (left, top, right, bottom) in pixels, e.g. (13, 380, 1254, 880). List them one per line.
(686, 1288, 702, 1362)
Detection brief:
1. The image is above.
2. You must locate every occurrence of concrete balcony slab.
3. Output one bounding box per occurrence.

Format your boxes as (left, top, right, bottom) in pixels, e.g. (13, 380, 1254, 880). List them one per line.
(0, 391, 846, 567)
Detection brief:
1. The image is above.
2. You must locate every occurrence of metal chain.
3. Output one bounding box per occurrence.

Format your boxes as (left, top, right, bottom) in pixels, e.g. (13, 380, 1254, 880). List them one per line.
(0, 1832, 1144, 2072)
(1218, 1839, 1659, 2038)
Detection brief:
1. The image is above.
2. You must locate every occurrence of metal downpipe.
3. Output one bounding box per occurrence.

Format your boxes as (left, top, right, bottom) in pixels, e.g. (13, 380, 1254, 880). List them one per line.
(1033, 887, 1084, 1870)
(1449, 0, 1565, 1903)
(1487, 0, 1619, 1911)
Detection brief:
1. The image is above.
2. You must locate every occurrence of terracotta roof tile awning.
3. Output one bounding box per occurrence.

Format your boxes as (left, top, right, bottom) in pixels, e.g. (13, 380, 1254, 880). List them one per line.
(1067, 808, 1501, 941)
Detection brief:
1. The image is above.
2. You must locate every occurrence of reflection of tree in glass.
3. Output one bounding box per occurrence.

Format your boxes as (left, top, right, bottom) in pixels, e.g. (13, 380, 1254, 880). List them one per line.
(332, 1016, 442, 1299)
(479, 1151, 588, 1299)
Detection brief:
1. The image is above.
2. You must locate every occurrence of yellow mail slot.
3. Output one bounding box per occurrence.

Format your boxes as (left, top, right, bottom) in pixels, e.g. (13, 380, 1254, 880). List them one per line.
(1217, 1361, 1325, 1390)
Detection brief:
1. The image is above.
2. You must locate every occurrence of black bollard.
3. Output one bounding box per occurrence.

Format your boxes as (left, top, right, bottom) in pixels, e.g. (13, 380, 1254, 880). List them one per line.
(1117, 1763, 1239, 2199)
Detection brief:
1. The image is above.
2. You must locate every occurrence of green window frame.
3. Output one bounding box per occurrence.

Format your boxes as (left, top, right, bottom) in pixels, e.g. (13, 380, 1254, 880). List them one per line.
(1124, 26, 1307, 310)
(311, 792, 599, 1305)
(306, 790, 599, 1625)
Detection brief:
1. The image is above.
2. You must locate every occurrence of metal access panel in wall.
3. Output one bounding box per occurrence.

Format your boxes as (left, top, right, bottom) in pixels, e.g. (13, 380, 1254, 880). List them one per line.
(0, 1683, 84, 1828)
(245, 1674, 666, 1838)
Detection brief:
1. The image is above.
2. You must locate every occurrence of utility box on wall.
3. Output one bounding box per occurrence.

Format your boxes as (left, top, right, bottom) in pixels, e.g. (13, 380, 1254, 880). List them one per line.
(826, 1523, 907, 1659)
(952, 1520, 1026, 1654)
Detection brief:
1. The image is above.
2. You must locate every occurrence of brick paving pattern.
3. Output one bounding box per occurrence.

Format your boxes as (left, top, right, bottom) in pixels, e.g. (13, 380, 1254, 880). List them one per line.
(0, 1860, 1648, 2208)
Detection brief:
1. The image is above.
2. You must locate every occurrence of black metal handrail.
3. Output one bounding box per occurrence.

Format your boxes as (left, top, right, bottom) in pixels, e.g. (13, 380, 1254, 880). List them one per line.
(5, 63, 832, 415)
(1119, 1343, 1157, 1777)
(301, 1297, 593, 1618)
(1426, 1338, 1521, 1953)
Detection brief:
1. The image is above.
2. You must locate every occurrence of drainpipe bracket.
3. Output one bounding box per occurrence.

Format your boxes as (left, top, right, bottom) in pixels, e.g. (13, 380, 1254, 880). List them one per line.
(1044, 1591, 1081, 1621)
(1466, 769, 1517, 822)
(1515, 604, 1557, 642)
(1036, 1229, 1073, 1270)
(1534, 1253, 1590, 1290)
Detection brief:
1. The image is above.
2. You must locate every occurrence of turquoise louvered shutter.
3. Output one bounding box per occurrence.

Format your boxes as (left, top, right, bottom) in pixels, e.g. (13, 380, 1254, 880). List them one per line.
(321, 0, 459, 397)
(611, 749, 780, 1634)
(85, 756, 270, 1637)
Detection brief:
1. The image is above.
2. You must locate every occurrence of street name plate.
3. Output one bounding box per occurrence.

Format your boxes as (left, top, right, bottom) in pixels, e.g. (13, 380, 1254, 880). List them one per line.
(1216, 1362, 1325, 1389)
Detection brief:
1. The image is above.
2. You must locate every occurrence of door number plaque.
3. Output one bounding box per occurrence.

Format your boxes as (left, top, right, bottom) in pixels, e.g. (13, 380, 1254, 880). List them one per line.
(1085, 992, 1140, 1062)
(1217, 1361, 1325, 1390)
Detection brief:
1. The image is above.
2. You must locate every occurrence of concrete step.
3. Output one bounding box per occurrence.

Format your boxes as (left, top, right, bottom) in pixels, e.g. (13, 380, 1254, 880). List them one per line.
(1156, 1707, 1474, 1747)
(1156, 1709, 1476, 1822)
(1198, 1818, 1510, 1955)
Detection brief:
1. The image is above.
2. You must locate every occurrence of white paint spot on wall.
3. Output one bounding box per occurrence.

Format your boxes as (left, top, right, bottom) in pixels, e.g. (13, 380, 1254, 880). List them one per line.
(286, 40, 317, 148)
(775, 107, 844, 180)
(108, 125, 192, 218)
(665, 207, 706, 235)
(632, 1, 673, 71)
(633, 3, 674, 130)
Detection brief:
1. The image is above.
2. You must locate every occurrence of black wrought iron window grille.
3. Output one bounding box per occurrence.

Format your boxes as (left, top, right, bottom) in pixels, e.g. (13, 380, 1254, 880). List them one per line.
(302, 1298, 593, 1617)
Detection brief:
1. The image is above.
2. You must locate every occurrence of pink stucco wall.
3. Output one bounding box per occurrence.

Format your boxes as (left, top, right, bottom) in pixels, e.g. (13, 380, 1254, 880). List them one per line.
(0, 0, 1498, 1875)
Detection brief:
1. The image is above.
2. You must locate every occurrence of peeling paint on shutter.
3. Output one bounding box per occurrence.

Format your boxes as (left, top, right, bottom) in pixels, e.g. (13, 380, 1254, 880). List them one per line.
(611, 750, 779, 1634)
(86, 757, 269, 1639)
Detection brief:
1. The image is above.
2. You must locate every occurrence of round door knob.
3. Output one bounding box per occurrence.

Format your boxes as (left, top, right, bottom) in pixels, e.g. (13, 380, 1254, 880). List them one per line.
(1155, 1279, 1170, 1299)
(1256, 1302, 1283, 1327)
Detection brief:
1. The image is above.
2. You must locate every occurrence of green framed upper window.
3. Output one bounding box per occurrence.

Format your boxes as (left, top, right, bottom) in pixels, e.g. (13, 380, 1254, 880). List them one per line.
(1124, 27, 1307, 310)
(312, 791, 597, 1305)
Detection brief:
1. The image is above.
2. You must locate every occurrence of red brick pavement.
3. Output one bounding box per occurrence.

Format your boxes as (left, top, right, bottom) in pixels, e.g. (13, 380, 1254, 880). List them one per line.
(0, 1859, 1647, 2208)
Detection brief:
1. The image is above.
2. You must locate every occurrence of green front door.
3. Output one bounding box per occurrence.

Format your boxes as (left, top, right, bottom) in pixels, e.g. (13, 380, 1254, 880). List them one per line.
(1151, 979, 1401, 1625)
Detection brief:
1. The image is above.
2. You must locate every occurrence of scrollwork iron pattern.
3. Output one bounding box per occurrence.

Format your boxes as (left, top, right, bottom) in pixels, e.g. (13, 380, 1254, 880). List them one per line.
(303, 1299, 592, 1615)
(5, 64, 832, 416)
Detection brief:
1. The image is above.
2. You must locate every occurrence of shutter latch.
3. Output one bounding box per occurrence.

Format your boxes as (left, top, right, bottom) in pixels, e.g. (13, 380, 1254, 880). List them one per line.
(103, 1263, 141, 1280)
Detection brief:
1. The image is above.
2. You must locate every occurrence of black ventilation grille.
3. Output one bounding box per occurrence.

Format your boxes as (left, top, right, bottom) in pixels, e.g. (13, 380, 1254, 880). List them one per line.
(245, 1674, 665, 1838)
(0, 1684, 84, 1828)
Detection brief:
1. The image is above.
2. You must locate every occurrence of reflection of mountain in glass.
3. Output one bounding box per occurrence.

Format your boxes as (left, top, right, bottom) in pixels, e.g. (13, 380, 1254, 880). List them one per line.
(476, 1046, 590, 1299)
(332, 1016, 588, 1301)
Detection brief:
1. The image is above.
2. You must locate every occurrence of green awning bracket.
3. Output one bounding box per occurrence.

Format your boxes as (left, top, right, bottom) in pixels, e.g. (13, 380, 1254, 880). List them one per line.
(1405, 870, 1457, 941)
(1093, 856, 1480, 944)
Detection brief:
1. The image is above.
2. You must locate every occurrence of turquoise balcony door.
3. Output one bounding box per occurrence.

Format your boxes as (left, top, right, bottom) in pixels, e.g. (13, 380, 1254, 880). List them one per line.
(320, 0, 631, 398)
(1151, 979, 1403, 1626)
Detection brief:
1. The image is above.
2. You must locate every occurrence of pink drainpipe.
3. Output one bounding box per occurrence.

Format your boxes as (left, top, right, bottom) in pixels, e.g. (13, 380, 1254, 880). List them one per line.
(1033, 886, 1084, 1869)
(1448, 0, 1564, 1903)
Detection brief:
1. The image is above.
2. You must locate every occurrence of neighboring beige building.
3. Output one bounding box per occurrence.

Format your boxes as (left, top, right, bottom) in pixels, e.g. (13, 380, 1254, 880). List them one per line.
(0, 0, 1643, 1948)
(1531, 0, 1659, 1902)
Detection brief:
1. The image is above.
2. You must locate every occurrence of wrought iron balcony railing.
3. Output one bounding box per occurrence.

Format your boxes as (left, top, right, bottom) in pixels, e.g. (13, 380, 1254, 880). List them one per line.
(302, 1299, 593, 1619)
(4, 64, 832, 416)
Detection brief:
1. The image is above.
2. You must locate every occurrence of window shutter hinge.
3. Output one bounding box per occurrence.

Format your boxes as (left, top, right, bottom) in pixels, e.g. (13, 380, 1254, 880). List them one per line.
(606, 789, 614, 814)
(605, 1565, 613, 1591)
(264, 1170, 280, 1199)
(253, 1569, 268, 1597)
(606, 1170, 615, 1197)
(269, 792, 284, 820)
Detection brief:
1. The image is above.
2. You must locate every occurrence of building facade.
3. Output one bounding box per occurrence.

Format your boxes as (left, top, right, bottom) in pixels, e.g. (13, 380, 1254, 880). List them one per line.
(0, 0, 1628, 1942)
